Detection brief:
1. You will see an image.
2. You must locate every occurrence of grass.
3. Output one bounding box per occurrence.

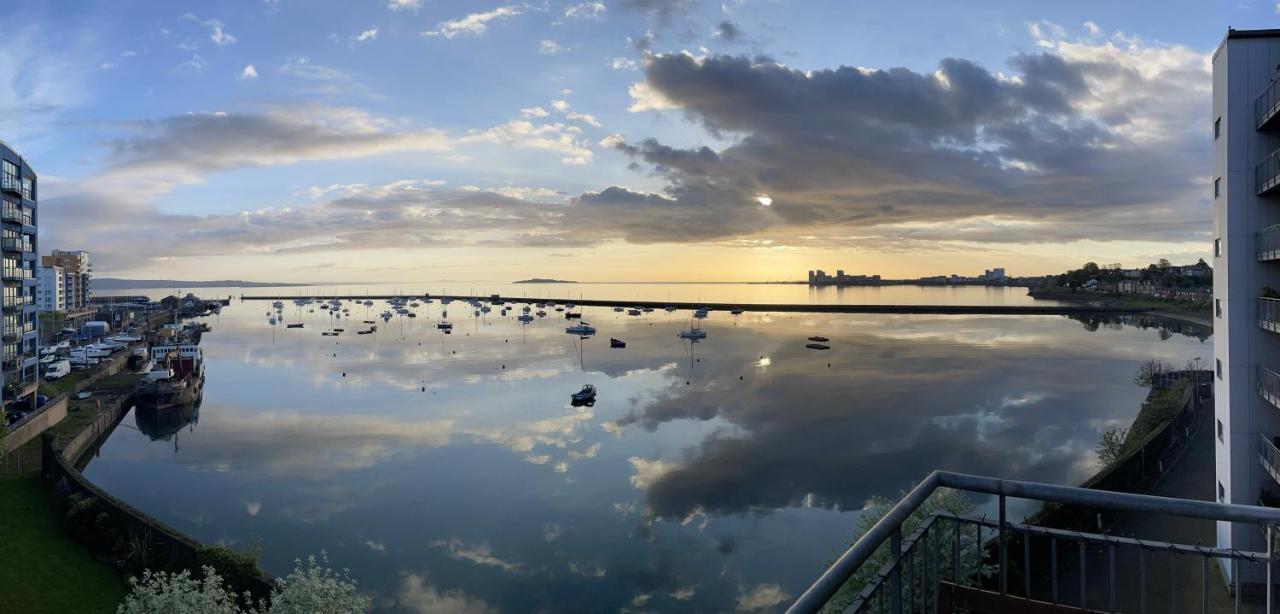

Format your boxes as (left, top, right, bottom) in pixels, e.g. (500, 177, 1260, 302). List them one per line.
(1123, 379, 1192, 451)
(0, 475, 125, 613)
(41, 370, 90, 398)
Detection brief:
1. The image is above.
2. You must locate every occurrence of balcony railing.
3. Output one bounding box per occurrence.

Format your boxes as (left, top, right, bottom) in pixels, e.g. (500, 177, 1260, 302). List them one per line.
(1262, 298, 1280, 332)
(2, 295, 30, 310)
(790, 471, 1280, 614)
(1262, 365, 1280, 412)
(1, 238, 30, 253)
(1, 268, 30, 282)
(1259, 78, 1280, 130)
(1259, 148, 1280, 195)
(0, 174, 18, 195)
(1, 205, 29, 226)
(1263, 434, 1280, 488)
(1260, 225, 1280, 261)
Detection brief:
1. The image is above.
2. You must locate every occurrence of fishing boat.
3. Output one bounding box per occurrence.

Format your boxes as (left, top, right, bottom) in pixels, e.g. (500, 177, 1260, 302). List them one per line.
(571, 384, 596, 403)
(610, 338, 626, 348)
(135, 344, 205, 411)
(565, 322, 597, 336)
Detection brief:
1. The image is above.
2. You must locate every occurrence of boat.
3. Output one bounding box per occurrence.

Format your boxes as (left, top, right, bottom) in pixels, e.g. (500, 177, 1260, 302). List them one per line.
(571, 384, 597, 403)
(808, 336, 829, 342)
(321, 331, 339, 337)
(693, 307, 709, 319)
(613, 306, 624, 312)
(610, 338, 626, 348)
(730, 307, 745, 315)
(806, 343, 831, 350)
(565, 322, 597, 336)
(518, 314, 534, 323)
(135, 344, 205, 411)
(357, 329, 375, 335)
(627, 309, 641, 316)
(333, 328, 345, 333)
(565, 312, 582, 319)
(128, 347, 151, 371)
(678, 326, 707, 340)
(286, 323, 304, 329)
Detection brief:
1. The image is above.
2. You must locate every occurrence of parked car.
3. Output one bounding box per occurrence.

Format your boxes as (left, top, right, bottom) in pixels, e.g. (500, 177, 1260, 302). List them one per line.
(5, 409, 26, 426)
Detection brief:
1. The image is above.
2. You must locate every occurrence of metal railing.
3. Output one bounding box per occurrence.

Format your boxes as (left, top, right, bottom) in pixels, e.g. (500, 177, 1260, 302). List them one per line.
(0, 237, 30, 253)
(1259, 79, 1280, 129)
(1261, 225, 1280, 261)
(1263, 365, 1280, 412)
(1, 204, 29, 226)
(1261, 149, 1280, 195)
(1264, 298, 1280, 333)
(0, 174, 19, 195)
(788, 471, 1280, 614)
(1262, 434, 1280, 489)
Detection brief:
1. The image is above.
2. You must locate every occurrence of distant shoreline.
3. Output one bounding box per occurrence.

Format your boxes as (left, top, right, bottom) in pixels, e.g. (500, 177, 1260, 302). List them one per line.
(513, 278, 578, 284)
(94, 278, 316, 290)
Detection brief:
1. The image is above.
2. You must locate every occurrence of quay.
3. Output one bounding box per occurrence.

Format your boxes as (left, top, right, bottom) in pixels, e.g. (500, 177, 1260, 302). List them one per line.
(239, 294, 1156, 316)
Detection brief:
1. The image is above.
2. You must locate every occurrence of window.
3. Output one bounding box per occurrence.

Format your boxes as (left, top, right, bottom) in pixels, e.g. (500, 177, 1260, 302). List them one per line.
(1218, 419, 1224, 442)
(1216, 298, 1222, 318)
(1215, 117, 1222, 140)
(1217, 358, 1223, 379)
(1215, 238, 1222, 257)
(1214, 177, 1221, 198)
(1219, 482, 1226, 502)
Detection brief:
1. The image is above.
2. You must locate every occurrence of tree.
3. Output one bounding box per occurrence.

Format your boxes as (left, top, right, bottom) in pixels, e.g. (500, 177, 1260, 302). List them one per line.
(118, 554, 370, 614)
(1097, 426, 1130, 469)
(1157, 258, 1171, 268)
(1134, 358, 1168, 388)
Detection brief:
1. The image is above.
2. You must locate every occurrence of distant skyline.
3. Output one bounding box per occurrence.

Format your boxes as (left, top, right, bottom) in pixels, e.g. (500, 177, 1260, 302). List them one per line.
(5, 0, 1266, 282)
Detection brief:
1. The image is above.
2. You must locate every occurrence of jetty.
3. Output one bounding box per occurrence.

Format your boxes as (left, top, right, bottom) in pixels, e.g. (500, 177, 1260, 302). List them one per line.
(239, 294, 1155, 316)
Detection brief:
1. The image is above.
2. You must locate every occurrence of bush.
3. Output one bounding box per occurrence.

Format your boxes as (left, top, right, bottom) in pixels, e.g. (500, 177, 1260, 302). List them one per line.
(197, 545, 264, 592)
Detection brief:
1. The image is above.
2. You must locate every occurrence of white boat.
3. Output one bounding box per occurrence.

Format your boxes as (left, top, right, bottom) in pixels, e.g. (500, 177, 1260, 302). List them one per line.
(571, 384, 596, 403)
(678, 327, 707, 340)
(565, 322, 597, 336)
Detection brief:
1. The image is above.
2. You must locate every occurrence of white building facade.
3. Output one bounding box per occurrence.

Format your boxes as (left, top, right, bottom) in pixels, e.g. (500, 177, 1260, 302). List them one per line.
(36, 264, 64, 312)
(1212, 28, 1280, 583)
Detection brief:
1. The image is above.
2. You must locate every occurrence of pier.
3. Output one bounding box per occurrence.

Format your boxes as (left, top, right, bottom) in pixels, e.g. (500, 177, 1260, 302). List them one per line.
(239, 293, 1156, 316)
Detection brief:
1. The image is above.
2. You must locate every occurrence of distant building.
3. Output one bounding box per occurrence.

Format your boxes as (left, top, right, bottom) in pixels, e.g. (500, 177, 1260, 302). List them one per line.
(42, 249, 91, 310)
(981, 268, 1007, 281)
(36, 264, 64, 312)
(808, 268, 881, 286)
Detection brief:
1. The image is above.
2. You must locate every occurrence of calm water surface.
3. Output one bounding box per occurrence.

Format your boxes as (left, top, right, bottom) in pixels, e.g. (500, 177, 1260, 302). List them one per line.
(85, 286, 1206, 613)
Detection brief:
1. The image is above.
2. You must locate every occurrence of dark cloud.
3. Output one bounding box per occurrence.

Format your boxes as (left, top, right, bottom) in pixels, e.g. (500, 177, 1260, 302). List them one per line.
(714, 21, 740, 41)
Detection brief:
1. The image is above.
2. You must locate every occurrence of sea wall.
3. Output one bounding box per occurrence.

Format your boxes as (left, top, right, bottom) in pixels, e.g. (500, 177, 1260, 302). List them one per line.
(0, 349, 134, 456)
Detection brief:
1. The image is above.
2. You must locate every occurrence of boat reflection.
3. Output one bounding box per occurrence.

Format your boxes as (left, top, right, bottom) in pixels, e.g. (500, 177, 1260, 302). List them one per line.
(133, 401, 201, 451)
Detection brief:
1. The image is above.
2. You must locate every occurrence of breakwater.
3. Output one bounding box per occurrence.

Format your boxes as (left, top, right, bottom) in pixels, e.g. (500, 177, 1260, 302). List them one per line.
(240, 294, 1153, 315)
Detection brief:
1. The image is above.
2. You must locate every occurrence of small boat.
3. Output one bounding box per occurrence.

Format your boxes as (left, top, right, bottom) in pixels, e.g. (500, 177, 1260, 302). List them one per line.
(518, 314, 534, 323)
(730, 307, 745, 315)
(808, 336, 829, 342)
(627, 309, 641, 316)
(333, 328, 345, 333)
(407, 313, 417, 318)
(610, 338, 626, 348)
(565, 322, 597, 336)
(806, 343, 831, 350)
(321, 331, 339, 337)
(363, 320, 376, 324)
(357, 329, 374, 335)
(565, 312, 582, 319)
(678, 328, 707, 340)
(437, 322, 454, 330)
(287, 323, 304, 329)
(613, 306, 624, 312)
(571, 384, 597, 403)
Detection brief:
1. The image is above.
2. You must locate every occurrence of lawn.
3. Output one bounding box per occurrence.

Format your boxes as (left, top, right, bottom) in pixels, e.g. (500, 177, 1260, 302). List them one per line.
(0, 476, 125, 613)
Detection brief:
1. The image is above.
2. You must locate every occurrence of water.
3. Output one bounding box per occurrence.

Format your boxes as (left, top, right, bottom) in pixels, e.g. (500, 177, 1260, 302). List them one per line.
(84, 287, 1207, 612)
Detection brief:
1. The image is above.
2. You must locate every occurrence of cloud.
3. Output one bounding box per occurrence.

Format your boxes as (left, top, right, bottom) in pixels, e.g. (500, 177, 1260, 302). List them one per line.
(564, 1, 607, 19)
(736, 584, 787, 612)
(620, 0, 697, 21)
(387, 0, 422, 11)
(352, 27, 379, 43)
(238, 64, 258, 80)
(520, 106, 549, 118)
(431, 539, 523, 573)
(460, 120, 593, 165)
(607, 24, 1211, 250)
(183, 14, 237, 46)
(714, 20, 740, 41)
(277, 56, 370, 95)
(538, 39, 563, 54)
(172, 53, 207, 74)
(397, 575, 497, 614)
(425, 6, 522, 39)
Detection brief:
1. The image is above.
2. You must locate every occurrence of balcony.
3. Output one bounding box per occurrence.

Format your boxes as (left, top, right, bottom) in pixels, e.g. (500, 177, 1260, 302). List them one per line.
(1, 268, 30, 282)
(1263, 434, 1280, 488)
(0, 238, 30, 253)
(1259, 78, 1280, 130)
(2, 295, 30, 311)
(1262, 364, 1280, 411)
(1262, 297, 1280, 332)
(1258, 148, 1280, 195)
(1260, 224, 1280, 261)
(1, 206, 29, 226)
(0, 174, 18, 195)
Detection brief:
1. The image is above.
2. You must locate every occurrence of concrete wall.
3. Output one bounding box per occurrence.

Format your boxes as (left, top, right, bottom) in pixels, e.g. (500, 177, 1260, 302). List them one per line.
(0, 395, 65, 455)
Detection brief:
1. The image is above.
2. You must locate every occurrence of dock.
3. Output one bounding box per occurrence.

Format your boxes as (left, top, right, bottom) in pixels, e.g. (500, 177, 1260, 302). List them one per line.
(239, 294, 1156, 316)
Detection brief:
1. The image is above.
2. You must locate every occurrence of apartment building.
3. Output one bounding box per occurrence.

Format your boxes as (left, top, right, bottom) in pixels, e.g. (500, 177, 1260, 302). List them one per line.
(0, 140, 38, 408)
(42, 249, 91, 310)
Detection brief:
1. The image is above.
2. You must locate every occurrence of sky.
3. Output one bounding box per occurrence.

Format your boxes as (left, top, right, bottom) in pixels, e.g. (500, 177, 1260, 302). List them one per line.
(4, 0, 1271, 282)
